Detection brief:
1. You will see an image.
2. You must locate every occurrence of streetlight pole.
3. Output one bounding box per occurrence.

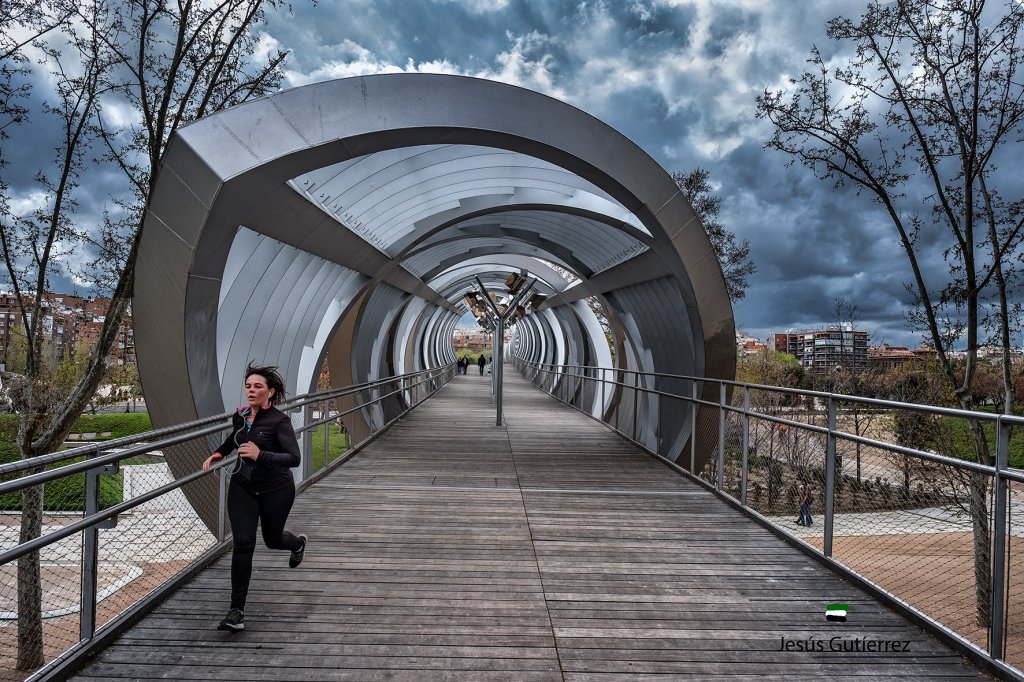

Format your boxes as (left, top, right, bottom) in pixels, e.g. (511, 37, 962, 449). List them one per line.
(473, 275, 535, 426)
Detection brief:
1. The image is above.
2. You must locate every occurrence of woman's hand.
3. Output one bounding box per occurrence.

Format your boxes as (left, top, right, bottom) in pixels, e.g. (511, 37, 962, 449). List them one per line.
(238, 442, 261, 461)
(202, 453, 222, 471)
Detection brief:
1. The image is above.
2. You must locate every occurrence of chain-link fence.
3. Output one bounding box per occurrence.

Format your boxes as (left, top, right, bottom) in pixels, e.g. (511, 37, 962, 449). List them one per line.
(0, 365, 454, 681)
(513, 358, 1024, 678)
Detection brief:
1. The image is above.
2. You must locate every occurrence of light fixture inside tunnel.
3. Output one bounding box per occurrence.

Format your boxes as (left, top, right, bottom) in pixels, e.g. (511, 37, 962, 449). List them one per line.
(464, 274, 544, 333)
(505, 271, 528, 295)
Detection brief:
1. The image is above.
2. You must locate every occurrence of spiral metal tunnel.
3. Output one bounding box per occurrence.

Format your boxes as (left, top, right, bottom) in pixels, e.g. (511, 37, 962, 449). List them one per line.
(134, 74, 735, 525)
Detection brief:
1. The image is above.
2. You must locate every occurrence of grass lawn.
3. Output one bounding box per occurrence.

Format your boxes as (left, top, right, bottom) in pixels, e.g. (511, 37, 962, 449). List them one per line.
(1, 412, 155, 511)
(310, 423, 348, 471)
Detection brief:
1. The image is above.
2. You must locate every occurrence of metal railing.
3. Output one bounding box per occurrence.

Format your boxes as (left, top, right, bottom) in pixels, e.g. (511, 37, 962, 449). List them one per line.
(0, 364, 455, 681)
(514, 357, 1024, 680)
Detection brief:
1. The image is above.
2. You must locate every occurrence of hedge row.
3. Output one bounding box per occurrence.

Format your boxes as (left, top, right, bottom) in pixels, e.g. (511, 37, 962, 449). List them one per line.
(1, 412, 152, 511)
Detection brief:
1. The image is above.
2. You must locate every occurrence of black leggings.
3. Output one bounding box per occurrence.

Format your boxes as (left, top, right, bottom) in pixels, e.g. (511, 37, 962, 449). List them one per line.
(227, 480, 303, 610)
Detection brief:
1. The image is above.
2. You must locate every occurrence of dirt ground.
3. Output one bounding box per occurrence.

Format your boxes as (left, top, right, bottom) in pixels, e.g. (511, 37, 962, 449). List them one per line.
(0, 560, 188, 682)
(808, 531, 1024, 668)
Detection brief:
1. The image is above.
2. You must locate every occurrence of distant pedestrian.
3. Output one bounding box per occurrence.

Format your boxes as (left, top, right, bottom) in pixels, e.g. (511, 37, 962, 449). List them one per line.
(478, 355, 486, 375)
(797, 478, 813, 526)
(202, 363, 307, 632)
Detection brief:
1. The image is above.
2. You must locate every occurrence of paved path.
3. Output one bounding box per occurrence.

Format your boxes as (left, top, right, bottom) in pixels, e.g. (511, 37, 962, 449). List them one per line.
(71, 368, 988, 680)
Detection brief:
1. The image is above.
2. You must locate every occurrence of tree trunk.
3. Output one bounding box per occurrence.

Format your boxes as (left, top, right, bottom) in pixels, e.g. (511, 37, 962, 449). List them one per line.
(969, 471, 992, 629)
(16, 482, 44, 670)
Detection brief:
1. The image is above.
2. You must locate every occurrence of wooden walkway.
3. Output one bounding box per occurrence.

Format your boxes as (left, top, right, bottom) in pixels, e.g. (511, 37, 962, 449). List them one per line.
(72, 369, 989, 680)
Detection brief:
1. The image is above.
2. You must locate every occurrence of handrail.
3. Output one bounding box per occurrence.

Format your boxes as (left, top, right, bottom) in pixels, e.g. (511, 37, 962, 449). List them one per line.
(534, 362, 1013, 478)
(512, 355, 1023, 679)
(0, 365, 451, 477)
(518, 358, 1024, 424)
(0, 363, 457, 682)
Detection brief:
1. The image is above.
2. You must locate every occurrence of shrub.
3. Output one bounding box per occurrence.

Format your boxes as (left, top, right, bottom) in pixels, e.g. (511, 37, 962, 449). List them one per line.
(71, 413, 153, 439)
(0, 458, 123, 511)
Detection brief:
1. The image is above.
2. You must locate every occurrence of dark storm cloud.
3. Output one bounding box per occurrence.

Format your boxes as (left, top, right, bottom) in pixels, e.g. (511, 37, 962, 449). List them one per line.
(260, 0, 996, 350)
(6, 0, 1011, 349)
(2, 56, 136, 294)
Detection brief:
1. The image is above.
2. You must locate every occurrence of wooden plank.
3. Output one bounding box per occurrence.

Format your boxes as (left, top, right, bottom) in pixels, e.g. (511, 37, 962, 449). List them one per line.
(70, 371, 989, 680)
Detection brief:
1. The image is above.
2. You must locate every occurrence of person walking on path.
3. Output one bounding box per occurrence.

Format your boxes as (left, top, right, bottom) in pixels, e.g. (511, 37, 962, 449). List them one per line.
(478, 354, 486, 375)
(202, 363, 307, 632)
(797, 478, 813, 527)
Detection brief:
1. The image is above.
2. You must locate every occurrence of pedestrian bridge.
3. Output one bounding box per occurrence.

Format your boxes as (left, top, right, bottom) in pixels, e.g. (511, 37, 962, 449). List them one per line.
(51, 372, 990, 680)
(3, 71, 1021, 680)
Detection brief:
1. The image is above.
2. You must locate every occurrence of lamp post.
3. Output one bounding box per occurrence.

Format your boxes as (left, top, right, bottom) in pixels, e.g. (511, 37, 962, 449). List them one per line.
(471, 275, 536, 426)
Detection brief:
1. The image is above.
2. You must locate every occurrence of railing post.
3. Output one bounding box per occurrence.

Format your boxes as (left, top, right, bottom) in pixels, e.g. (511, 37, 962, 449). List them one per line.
(324, 405, 331, 468)
(600, 366, 605, 419)
(632, 371, 639, 443)
(690, 380, 698, 474)
(991, 416, 1010, 660)
(824, 396, 837, 558)
(217, 454, 229, 542)
(717, 382, 726, 491)
(81, 458, 118, 641)
(613, 368, 620, 433)
(741, 387, 750, 506)
(302, 404, 313, 481)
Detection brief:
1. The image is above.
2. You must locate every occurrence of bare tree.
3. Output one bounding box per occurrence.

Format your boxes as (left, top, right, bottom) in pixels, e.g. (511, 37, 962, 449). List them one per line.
(757, 0, 1024, 627)
(2, 4, 112, 667)
(672, 168, 756, 303)
(1, 0, 291, 669)
(737, 349, 805, 507)
(828, 297, 881, 482)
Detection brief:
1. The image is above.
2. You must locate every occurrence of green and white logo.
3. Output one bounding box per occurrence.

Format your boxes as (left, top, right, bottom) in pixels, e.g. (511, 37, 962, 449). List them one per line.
(826, 603, 848, 622)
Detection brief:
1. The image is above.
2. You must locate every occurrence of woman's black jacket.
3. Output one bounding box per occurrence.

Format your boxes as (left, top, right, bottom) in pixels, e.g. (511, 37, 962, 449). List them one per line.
(214, 404, 300, 492)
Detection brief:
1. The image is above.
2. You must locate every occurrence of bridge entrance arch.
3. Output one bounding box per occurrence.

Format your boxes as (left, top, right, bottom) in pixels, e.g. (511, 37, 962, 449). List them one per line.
(134, 73, 734, 527)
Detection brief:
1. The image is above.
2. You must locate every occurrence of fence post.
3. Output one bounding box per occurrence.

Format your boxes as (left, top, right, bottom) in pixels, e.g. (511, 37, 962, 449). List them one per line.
(81, 458, 118, 641)
(741, 387, 750, 506)
(824, 396, 837, 558)
(717, 382, 726, 491)
(991, 416, 1010, 660)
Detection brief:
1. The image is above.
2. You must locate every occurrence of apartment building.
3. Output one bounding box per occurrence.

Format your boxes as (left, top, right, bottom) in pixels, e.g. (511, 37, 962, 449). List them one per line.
(773, 326, 869, 374)
(0, 291, 134, 368)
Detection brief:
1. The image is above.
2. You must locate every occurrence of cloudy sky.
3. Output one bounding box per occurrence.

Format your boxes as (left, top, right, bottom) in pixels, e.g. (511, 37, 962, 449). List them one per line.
(7, 0, 1009, 349)
(252, 0, 933, 346)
